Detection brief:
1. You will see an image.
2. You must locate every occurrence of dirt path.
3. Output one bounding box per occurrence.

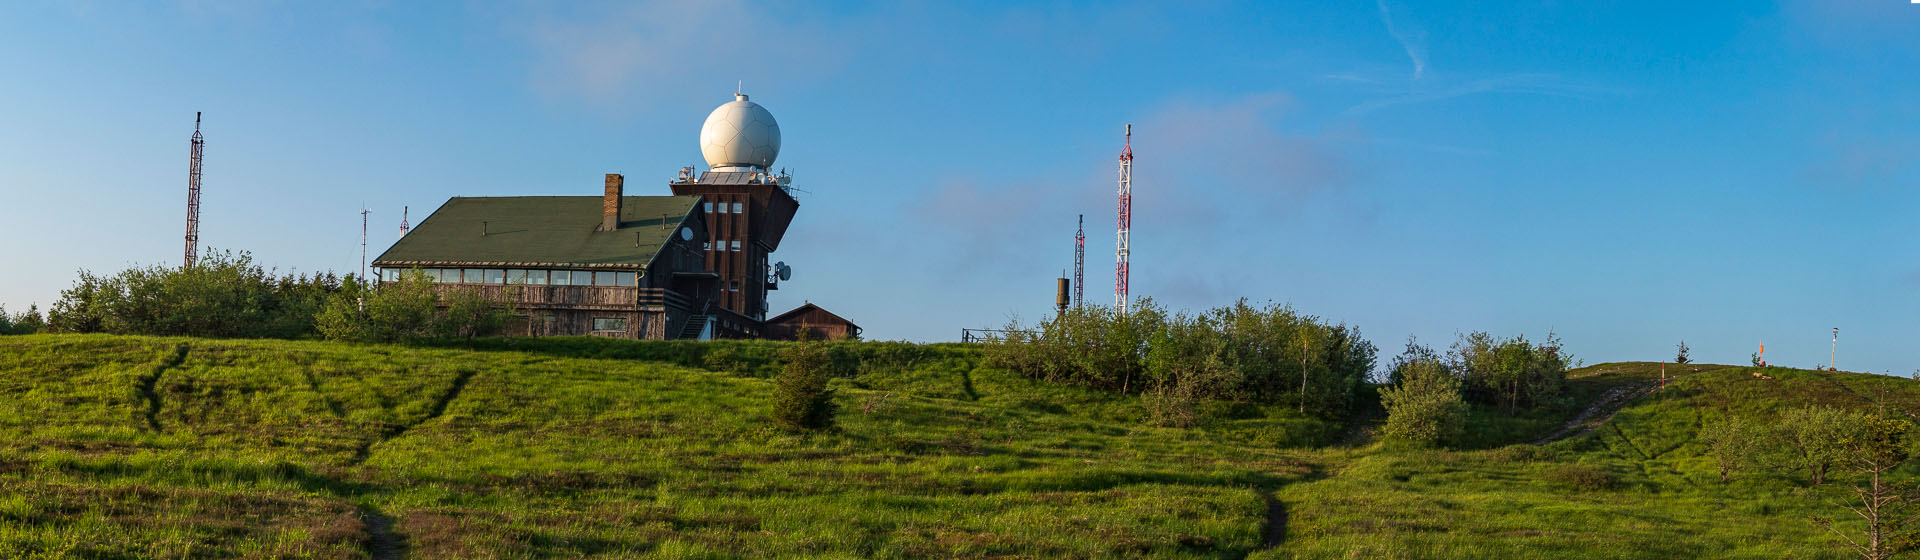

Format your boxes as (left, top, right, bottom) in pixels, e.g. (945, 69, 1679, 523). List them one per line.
(1530, 382, 1656, 445)
(1263, 493, 1288, 548)
(361, 506, 407, 560)
(137, 344, 190, 432)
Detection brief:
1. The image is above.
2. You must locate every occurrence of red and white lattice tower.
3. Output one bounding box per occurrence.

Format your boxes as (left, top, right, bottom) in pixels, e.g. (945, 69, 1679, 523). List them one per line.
(183, 112, 205, 268)
(1073, 214, 1085, 308)
(1114, 124, 1132, 313)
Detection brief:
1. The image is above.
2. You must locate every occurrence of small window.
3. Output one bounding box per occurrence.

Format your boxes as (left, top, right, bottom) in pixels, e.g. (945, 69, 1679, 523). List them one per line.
(485, 269, 506, 284)
(593, 271, 617, 286)
(732, 202, 743, 213)
(716, 202, 728, 214)
(592, 317, 627, 332)
(728, 281, 739, 292)
(381, 268, 398, 282)
(548, 270, 569, 285)
(569, 271, 592, 286)
(730, 240, 741, 251)
(524, 270, 548, 285)
(616, 272, 636, 286)
(702, 241, 711, 251)
(505, 269, 528, 284)
(704, 202, 713, 213)
(463, 269, 483, 283)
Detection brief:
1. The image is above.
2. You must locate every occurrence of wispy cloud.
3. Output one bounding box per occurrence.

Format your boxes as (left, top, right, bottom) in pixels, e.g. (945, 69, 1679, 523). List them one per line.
(1375, 0, 1428, 82)
(1343, 73, 1613, 116)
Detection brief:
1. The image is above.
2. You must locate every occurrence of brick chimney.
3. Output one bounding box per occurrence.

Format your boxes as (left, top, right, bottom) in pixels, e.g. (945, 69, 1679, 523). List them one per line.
(602, 173, 623, 231)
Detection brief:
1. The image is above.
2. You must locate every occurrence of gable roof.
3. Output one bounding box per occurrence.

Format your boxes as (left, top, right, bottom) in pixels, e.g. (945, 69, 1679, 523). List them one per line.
(372, 196, 700, 269)
(767, 303, 859, 329)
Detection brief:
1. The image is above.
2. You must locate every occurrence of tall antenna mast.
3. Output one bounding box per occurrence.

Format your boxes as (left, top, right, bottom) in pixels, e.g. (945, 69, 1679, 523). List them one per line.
(1115, 124, 1132, 313)
(360, 208, 371, 282)
(183, 112, 204, 268)
(399, 206, 410, 237)
(1073, 214, 1084, 308)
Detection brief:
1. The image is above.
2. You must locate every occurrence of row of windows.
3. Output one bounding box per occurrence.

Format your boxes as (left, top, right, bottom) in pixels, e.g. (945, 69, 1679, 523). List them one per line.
(702, 240, 743, 252)
(380, 268, 636, 287)
(704, 202, 745, 214)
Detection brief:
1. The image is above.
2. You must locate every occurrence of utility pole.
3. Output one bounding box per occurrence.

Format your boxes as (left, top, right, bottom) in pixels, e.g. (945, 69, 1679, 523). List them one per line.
(1831, 327, 1839, 371)
(1073, 214, 1084, 308)
(1115, 124, 1132, 313)
(183, 112, 205, 268)
(360, 208, 371, 283)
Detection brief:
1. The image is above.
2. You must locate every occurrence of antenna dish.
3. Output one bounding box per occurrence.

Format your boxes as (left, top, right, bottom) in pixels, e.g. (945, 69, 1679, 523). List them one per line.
(775, 262, 791, 281)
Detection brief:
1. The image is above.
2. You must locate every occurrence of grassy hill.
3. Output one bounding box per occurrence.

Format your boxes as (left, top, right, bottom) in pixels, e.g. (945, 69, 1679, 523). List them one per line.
(0, 335, 1913, 559)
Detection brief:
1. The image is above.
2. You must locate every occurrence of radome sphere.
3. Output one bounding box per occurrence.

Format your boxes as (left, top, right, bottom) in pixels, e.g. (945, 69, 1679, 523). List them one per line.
(699, 93, 781, 171)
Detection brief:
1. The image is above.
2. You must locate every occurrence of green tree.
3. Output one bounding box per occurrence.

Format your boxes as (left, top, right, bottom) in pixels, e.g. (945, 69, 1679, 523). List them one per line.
(771, 335, 836, 431)
(1380, 340, 1466, 448)
(1675, 340, 1691, 364)
(1700, 416, 1761, 483)
(1817, 414, 1917, 560)
(1776, 406, 1861, 485)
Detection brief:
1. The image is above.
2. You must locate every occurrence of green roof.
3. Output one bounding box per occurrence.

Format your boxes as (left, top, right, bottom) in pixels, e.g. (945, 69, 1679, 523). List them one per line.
(372, 196, 699, 269)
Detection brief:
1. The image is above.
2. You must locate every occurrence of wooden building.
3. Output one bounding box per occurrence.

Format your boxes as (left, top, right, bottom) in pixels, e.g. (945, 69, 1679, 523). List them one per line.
(369, 92, 855, 341)
(764, 303, 862, 341)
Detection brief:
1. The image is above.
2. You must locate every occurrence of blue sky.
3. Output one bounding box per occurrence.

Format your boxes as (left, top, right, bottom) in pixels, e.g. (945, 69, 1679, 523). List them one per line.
(1, 1, 1915, 373)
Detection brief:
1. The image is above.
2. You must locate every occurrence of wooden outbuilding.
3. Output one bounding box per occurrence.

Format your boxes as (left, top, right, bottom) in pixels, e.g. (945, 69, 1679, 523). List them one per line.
(765, 303, 862, 341)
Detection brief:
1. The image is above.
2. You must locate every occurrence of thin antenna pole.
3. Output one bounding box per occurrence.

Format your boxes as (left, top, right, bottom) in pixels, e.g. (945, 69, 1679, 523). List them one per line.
(399, 206, 410, 238)
(1074, 214, 1084, 308)
(184, 112, 204, 268)
(1831, 327, 1839, 370)
(1115, 124, 1132, 313)
(360, 208, 371, 282)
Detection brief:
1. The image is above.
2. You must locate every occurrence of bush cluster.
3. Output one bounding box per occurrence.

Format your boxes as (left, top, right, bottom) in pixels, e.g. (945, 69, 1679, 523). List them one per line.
(1380, 340, 1467, 447)
(316, 270, 516, 343)
(1451, 331, 1572, 414)
(985, 299, 1377, 423)
(771, 336, 836, 431)
(1702, 406, 1879, 485)
(0, 304, 46, 335)
(47, 250, 343, 338)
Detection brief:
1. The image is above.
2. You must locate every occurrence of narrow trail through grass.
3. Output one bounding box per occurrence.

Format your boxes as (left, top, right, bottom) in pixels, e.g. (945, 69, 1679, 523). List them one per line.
(351, 368, 476, 466)
(360, 505, 407, 560)
(136, 343, 189, 432)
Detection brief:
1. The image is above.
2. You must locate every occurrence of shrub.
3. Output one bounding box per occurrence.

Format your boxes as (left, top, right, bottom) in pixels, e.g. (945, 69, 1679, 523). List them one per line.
(1699, 416, 1762, 483)
(1675, 340, 1691, 364)
(1773, 406, 1861, 485)
(1380, 340, 1466, 448)
(47, 250, 342, 338)
(1451, 331, 1572, 415)
(317, 270, 515, 343)
(987, 298, 1376, 421)
(0, 304, 45, 335)
(1540, 464, 1618, 491)
(772, 337, 836, 431)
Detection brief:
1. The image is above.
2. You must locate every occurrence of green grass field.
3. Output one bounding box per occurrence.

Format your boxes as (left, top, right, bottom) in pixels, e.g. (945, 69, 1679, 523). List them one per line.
(0, 335, 1912, 559)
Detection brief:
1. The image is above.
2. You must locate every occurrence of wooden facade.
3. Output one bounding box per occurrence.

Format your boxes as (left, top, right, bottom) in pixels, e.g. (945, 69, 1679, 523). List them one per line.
(764, 303, 861, 341)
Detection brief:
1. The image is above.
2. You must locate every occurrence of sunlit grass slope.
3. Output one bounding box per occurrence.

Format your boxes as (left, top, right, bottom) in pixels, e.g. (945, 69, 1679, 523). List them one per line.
(1272, 362, 1920, 560)
(0, 334, 1334, 559)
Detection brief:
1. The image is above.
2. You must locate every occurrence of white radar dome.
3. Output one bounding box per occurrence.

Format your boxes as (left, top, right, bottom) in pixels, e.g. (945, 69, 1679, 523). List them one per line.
(699, 93, 781, 171)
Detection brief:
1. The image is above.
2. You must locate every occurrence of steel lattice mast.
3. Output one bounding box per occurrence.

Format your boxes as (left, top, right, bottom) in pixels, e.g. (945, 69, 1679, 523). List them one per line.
(183, 112, 204, 268)
(1073, 214, 1084, 308)
(1115, 124, 1132, 313)
(360, 208, 371, 282)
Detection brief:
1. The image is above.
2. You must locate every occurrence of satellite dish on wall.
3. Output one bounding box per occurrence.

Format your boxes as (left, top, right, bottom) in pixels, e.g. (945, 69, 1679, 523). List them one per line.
(775, 262, 791, 281)
(679, 227, 693, 241)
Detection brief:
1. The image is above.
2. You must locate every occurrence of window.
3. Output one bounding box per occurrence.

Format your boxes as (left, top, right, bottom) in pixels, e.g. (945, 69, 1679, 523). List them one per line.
(569, 270, 592, 286)
(728, 281, 738, 292)
(593, 271, 616, 286)
(730, 240, 741, 251)
(702, 241, 711, 251)
(463, 269, 483, 283)
(704, 202, 713, 213)
(524, 270, 548, 285)
(505, 269, 528, 284)
(548, 270, 569, 285)
(484, 269, 506, 284)
(380, 268, 398, 282)
(615, 272, 636, 286)
(732, 202, 743, 214)
(591, 317, 627, 332)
